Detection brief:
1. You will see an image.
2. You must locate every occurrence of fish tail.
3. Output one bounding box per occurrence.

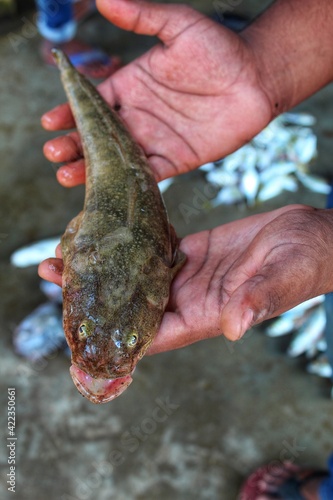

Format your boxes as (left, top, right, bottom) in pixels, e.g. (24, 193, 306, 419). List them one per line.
(52, 48, 71, 71)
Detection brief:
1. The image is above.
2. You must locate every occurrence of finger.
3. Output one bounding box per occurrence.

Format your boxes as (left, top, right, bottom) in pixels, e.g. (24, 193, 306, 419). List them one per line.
(146, 310, 216, 355)
(43, 132, 83, 163)
(41, 103, 75, 131)
(38, 258, 63, 287)
(220, 264, 313, 342)
(56, 159, 86, 187)
(55, 244, 62, 259)
(97, 0, 202, 45)
(146, 312, 190, 355)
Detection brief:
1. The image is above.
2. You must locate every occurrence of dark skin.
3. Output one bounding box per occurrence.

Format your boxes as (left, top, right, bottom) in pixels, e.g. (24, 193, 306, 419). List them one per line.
(39, 0, 333, 355)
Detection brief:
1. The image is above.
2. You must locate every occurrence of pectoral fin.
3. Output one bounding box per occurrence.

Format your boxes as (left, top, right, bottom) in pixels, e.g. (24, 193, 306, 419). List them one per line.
(61, 211, 83, 258)
(169, 223, 186, 278)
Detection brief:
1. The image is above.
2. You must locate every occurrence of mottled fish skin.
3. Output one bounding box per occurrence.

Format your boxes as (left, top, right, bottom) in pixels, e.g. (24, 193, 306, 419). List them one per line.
(52, 50, 185, 401)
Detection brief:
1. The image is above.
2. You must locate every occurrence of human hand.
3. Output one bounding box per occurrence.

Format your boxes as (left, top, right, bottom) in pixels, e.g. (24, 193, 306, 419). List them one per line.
(39, 205, 333, 352)
(149, 204, 333, 352)
(42, 0, 272, 184)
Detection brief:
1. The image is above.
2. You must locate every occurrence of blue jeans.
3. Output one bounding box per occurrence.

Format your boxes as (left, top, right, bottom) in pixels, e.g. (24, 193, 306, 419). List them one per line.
(319, 454, 333, 499)
(36, 0, 76, 43)
(325, 184, 333, 379)
(318, 185, 333, 498)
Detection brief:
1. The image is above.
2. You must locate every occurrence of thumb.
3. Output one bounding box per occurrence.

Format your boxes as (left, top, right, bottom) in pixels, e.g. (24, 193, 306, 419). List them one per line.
(220, 269, 312, 342)
(96, 0, 202, 45)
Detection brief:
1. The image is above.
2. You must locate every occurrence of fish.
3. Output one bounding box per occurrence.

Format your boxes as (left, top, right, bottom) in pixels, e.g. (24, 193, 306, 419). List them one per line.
(52, 49, 186, 404)
(158, 178, 174, 194)
(257, 175, 298, 202)
(266, 296, 324, 337)
(282, 112, 316, 127)
(287, 307, 326, 358)
(10, 236, 61, 267)
(307, 354, 332, 379)
(296, 172, 331, 195)
(14, 302, 65, 362)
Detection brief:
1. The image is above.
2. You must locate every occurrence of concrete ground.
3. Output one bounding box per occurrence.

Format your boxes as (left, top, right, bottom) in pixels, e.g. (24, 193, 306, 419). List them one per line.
(1, 2, 333, 499)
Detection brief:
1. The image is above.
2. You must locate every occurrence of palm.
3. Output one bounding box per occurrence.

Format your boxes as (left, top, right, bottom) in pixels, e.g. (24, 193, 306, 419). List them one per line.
(149, 211, 272, 353)
(104, 19, 270, 179)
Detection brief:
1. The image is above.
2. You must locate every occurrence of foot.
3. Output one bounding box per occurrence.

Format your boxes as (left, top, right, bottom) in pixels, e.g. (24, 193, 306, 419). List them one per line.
(41, 38, 121, 79)
(239, 462, 327, 500)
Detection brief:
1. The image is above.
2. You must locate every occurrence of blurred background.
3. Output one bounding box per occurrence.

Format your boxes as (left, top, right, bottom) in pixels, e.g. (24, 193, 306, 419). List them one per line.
(1, 1, 333, 499)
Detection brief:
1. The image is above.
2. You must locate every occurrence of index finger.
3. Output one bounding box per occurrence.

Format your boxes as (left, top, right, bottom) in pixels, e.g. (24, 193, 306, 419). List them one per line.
(41, 102, 75, 131)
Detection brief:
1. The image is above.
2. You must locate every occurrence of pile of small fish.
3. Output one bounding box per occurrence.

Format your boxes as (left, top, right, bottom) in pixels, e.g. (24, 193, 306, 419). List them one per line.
(265, 296, 333, 386)
(200, 112, 330, 206)
(13, 277, 67, 362)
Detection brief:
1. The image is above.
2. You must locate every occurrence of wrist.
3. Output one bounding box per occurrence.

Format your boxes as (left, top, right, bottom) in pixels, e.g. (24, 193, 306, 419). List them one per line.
(241, 0, 333, 118)
(240, 28, 294, 119)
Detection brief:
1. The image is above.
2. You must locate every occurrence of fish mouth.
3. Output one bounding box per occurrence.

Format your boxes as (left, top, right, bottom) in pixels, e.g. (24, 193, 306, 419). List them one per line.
(70, 364, 133, 404)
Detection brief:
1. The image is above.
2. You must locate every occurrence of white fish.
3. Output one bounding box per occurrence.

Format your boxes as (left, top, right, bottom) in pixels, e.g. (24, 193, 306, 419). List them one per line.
(10, 237, 61, 267)
(258, 175, 298, 202)
(40, 280, 63, 304)
(266, 314, 306, 337)
(287, 307, 326, 358)
(223, 144, 257, 172)
(212, 186, 244, 206)
(206, 168, 238, 187)
(296, 172, 331, 195)
(266, 296, 325, 337)
(14, 302, 65, 362)
(307, 354, 332, 378)
(259, 161, 296, 184)
(256, 149, 274, 171)
(252, 121, 281, 148)
(283, 112, 316, 127)
(240, 167, 260, 206)
(199, 162, 215, 172)
(266, 295, 325, 337)
(287, 295, 324, 313)
(305, 332, 325, 359)
(316, 338, 328, 353)
(158, 178, 174, 193)
(292, 134, 317, 164)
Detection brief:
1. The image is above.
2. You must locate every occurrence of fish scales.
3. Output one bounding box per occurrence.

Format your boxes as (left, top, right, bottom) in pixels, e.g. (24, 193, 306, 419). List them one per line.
(52, 49, 185, 403)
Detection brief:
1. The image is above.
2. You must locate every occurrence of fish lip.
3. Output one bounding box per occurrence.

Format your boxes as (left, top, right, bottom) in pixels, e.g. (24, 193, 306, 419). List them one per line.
(70, 364, 133, 404)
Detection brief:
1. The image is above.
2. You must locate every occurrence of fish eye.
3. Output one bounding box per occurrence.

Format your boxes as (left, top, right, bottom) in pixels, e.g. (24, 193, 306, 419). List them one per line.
(78, 323, 90, 340)
(127, 333, 138, 347)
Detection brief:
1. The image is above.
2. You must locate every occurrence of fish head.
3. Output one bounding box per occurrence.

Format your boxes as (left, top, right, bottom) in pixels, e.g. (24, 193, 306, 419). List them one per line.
(63, 275, 169, 403)
(70, 317, 147, 378)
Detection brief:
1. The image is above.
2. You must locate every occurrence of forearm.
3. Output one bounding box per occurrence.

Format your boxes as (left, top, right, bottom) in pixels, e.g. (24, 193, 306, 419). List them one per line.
(242, 0, 333, 116)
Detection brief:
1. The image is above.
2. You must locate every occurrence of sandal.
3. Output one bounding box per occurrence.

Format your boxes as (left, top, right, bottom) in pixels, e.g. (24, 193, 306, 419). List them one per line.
(238, 464, 328, 499)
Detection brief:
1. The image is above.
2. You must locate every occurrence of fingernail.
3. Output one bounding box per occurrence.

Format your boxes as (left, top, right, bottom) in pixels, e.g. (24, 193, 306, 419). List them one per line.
(48, 260, 64, 275)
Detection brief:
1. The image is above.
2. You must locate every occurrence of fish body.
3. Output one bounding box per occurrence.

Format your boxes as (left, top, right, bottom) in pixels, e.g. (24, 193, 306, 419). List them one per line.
(53, 50, 185, 403)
